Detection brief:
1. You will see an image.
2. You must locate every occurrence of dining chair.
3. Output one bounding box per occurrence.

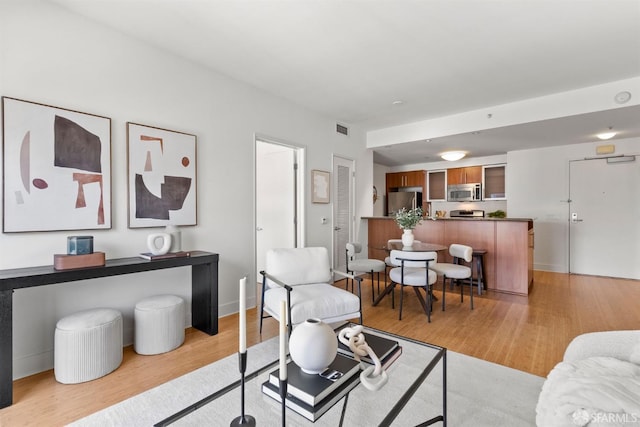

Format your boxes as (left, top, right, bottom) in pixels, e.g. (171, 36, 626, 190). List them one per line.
(430, 244, 474, 310)
(259, 247, 363, 334)
(388, 250, 438, 322)
(384, 239, 422, 283)
(346, 242, 386, 303)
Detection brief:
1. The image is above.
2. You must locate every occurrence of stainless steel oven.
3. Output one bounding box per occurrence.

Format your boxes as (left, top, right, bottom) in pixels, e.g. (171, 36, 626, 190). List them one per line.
(447, 183, 482, 202)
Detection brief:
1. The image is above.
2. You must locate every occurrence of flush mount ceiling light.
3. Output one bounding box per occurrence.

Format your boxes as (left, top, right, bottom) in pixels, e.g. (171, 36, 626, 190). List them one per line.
(441, 151, 466, 161)
(597, 127, 616, 140)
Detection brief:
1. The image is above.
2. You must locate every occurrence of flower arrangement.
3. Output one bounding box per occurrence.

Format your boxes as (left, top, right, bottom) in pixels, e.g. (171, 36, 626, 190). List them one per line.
(394, 207, 424, 230)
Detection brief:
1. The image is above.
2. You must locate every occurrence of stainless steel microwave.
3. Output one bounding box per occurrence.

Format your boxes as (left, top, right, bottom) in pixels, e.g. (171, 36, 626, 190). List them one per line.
(448, 183, 482, 202)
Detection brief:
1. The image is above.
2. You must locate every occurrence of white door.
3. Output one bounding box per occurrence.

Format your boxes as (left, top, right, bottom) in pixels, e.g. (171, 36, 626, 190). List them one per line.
(569, 156, 640, 279)
(256, 140, 302, 279)
(333, 156, 354, 272)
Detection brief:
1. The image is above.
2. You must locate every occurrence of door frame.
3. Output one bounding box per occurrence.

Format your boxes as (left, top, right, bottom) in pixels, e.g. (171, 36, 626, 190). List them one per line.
(254, 135, 306, 283)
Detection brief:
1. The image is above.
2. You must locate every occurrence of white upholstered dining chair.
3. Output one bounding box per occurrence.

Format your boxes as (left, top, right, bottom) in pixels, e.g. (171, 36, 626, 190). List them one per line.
(430, 244, 474, 310)
(346, 242, 386, 302)
(259, 247, 363, 334)
(388, 250, 438, 322)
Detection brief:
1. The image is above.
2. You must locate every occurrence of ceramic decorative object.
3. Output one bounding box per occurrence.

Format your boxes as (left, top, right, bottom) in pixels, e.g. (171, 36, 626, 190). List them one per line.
(288, 318, 338, 374)
(165, 225, 182, 252)
(401, 229, 414, 247)
(147, 233, 172, 255)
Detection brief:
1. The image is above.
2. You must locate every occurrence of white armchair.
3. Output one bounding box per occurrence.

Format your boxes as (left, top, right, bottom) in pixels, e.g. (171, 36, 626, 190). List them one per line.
(259, 247, 363, 334)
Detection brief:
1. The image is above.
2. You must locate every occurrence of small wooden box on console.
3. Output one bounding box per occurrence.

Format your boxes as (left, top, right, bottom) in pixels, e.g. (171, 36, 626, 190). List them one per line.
(54, 252, 106, 270)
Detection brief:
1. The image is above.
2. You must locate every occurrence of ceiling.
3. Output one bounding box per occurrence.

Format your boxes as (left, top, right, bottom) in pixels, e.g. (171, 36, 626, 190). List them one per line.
(52, 0, 640, 166)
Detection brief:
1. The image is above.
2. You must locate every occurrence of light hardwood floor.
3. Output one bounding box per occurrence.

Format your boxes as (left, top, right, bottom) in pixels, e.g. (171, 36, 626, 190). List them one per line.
(1, 271, 639, 426)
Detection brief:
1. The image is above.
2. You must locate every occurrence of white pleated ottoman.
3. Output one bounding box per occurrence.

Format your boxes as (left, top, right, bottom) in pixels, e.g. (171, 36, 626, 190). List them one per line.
(134, 294, 185, 355)
(54, 308, 123, 384)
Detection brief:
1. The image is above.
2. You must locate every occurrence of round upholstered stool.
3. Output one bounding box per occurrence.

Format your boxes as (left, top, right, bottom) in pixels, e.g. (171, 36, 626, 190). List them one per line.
(54, 308, 123, 384)
(134, 294, 185, 355)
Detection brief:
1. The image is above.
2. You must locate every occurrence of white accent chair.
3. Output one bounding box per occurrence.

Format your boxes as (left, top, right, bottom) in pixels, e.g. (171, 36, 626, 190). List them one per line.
(430, 244, 474, 310)
(260, 247, 363, 334)
(388, 250, 438, 322)
(346, 242, 386, 303)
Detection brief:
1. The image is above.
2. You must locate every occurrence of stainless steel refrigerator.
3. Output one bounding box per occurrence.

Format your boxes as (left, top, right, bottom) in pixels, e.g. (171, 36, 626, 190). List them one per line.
(387, 191, 422, 216)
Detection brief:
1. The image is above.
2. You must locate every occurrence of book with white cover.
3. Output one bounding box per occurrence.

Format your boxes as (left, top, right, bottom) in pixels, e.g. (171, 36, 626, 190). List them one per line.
(268, 354, 360, 406)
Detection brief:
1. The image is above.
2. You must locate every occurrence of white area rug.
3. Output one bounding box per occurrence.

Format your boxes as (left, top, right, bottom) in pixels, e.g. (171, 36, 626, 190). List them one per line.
(69, 334, 544, 426)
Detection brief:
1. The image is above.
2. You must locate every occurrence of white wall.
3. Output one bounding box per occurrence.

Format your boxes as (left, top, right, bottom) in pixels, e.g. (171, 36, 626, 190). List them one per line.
(0, 1, 370, 379)
(507, 136, 640, 273)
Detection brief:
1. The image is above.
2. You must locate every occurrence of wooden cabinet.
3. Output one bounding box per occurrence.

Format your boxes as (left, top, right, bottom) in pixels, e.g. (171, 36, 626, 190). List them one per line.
(483, 164, 506, 200)
(495, 221, 533, 295)
(427, 170, 446, 201)
(447, 166, 482, 185)
(386, 170, 427, 213)
(386, 170, 425, 189)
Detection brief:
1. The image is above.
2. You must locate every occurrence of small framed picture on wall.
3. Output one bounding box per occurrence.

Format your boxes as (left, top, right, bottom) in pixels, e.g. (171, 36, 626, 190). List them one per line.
(311, 169, 330, 204)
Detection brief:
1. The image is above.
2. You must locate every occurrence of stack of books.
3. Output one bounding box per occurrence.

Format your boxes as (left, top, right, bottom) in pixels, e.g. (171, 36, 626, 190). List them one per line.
(261, 326, 402, 421)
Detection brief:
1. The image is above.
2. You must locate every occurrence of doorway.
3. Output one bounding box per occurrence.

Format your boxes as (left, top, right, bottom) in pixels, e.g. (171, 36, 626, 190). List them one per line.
(255, 138, 305, 280)
(332, 156, 355, 273)
(568, 155, 639, 279)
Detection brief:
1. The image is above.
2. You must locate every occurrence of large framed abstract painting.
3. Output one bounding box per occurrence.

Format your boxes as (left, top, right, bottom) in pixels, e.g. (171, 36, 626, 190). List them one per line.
(127, 123, 197, 228)
(2, 97, 112, 232)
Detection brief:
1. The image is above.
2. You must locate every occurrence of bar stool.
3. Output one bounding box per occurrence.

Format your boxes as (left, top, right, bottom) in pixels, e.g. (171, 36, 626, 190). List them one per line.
(472, 249, 487, 295)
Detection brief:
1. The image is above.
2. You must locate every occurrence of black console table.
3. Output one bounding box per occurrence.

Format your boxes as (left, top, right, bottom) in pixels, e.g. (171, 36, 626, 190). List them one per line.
(0, 250, 219, 409)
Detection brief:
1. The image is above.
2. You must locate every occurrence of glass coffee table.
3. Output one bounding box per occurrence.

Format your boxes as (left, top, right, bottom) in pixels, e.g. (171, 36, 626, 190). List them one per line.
(155, 325, 447, 426)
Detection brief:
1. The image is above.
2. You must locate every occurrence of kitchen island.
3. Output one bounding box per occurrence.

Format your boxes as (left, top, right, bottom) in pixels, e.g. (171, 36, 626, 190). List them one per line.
(364, 216, 534, 296)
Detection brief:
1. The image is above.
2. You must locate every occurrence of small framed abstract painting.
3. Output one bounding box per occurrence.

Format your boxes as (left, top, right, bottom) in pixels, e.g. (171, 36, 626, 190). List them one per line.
(2, 97, 112, 232)
(311, 169, 330, 203)
(127, 123, 197, 228)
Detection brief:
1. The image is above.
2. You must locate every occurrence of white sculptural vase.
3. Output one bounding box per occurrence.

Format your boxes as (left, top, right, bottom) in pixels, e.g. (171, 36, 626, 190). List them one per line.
(147, 233, 172, 255)
(288, 318, 338, 374)
(401, 229, 414, 247)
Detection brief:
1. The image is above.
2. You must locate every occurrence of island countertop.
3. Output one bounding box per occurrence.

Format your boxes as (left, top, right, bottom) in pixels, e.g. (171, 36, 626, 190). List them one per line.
(365, 216, 534, 296)
(362, 216, 533, 223)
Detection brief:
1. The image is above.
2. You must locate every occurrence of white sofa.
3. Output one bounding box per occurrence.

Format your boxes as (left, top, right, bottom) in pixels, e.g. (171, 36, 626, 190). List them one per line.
(536, 330, 640, 427)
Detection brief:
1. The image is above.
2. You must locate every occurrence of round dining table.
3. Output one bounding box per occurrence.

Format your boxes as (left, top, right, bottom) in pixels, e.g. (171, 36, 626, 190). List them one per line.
(372, 241, 447, 307)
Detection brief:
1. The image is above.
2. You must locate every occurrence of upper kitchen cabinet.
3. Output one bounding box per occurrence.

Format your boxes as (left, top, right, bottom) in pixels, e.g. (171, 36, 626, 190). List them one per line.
(483, 164, 506, 200)
(427, 170, 447, 201)
(386, 170, 426, 190)
(447, 166, 482, 185)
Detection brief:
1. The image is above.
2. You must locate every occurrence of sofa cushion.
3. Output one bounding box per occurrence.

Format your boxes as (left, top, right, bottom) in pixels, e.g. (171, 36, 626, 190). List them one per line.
(536, 356, 640, 426)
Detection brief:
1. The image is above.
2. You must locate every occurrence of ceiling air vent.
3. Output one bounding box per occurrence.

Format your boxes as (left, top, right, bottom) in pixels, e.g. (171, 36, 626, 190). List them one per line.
(336, 123, 349, 136)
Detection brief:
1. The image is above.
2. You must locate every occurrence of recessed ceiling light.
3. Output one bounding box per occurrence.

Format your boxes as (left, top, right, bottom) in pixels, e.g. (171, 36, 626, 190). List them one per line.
(441, 151, 466, 161)
(597, 127, 616, 140)
(614, 91, 631, 104)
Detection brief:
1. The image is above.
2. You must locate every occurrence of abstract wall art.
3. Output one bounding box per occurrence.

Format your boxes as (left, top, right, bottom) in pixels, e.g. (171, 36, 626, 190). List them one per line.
(127, 123, 197, 228)
(2, 97, 112, 232)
